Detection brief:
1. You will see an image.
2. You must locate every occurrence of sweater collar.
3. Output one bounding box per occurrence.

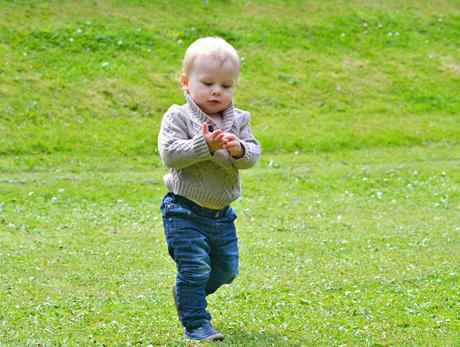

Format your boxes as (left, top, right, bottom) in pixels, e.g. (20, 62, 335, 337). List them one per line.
(184, 91, 234, 133)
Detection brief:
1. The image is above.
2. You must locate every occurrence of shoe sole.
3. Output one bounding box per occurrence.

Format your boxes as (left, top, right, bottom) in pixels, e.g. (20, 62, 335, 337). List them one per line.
(185, 332, 224, 341)
(205, 333, 224, 341)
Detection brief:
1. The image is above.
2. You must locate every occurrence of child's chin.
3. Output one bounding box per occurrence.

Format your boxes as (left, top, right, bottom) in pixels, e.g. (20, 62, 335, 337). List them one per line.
(204, 107, 223, 114)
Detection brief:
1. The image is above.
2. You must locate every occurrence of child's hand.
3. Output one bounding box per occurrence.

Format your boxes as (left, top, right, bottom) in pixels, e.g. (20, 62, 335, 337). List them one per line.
(203, 123, 225, 154)
(222, 133, 245, 158)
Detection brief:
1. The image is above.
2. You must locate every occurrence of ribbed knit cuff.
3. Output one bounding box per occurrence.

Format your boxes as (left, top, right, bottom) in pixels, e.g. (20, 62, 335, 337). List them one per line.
(230, 140, 259, 169)
(192, 132, 211, 160)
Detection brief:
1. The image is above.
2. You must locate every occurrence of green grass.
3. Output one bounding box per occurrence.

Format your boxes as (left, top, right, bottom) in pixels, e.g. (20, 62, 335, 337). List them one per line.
(0, 0, 459, 346)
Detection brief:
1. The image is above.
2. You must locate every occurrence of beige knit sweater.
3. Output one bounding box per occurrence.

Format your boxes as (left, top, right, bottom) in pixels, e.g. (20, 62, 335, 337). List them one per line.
(158, 92, 261, 209)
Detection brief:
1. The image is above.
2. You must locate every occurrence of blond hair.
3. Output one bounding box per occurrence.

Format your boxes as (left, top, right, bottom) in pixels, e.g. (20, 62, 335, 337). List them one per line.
(183, 37, 240, 75)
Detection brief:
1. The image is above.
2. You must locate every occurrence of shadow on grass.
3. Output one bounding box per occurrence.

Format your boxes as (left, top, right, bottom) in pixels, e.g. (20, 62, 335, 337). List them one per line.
(217, 327, 302, 346)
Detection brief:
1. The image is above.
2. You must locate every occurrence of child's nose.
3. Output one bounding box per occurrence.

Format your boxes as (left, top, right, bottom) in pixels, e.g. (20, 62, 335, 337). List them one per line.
(212, 86, 221, 95)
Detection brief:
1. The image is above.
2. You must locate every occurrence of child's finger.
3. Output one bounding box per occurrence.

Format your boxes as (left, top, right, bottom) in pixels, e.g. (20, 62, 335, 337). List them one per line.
(214, 133, 225, 142)
(211, 129, 222, 137)
(203, 123, 209, 134)
(223, 140, 239, 149)
(222, 133, 237, 141)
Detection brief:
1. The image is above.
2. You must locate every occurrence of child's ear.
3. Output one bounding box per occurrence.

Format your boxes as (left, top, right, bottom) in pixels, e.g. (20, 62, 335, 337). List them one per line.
(180, 73, 189, 90)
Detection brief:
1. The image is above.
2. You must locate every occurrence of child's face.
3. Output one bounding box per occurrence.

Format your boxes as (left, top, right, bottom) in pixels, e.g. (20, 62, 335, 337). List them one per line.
(181, 55, 238, 115)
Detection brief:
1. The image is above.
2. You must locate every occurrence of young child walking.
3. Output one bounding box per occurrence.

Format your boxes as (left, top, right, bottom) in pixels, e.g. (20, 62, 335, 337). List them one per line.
(158, 37, 261, 340)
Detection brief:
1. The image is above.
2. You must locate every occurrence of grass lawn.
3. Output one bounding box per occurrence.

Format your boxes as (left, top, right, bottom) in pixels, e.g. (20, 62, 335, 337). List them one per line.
(1, 0, 459, 346)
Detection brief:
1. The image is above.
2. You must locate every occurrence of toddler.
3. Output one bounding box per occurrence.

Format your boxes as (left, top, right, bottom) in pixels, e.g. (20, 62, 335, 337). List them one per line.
(158, 37, 261, 340)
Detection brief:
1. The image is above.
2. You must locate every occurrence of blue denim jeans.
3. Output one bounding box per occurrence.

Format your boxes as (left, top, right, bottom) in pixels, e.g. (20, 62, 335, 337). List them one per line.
(160, 193, 239, 329)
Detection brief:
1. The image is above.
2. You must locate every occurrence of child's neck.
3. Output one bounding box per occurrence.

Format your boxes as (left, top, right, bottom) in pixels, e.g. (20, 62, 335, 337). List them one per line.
(207, 112, 222, 118)
(207, 112, 223, 130)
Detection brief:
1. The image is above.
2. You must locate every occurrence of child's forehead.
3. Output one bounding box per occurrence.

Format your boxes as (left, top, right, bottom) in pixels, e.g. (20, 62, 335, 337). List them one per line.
(191, 55, 239, 76)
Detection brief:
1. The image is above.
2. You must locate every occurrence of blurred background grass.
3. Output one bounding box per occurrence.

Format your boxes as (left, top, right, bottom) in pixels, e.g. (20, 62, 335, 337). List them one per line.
(1, 0, 458, 161)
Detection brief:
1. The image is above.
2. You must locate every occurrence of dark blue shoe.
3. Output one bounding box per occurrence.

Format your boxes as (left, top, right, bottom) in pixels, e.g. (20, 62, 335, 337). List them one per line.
(185, 322, 224, 341)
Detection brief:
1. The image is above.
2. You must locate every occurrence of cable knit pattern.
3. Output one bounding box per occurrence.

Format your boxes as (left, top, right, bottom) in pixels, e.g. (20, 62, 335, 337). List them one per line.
(158, 92, 261, 209)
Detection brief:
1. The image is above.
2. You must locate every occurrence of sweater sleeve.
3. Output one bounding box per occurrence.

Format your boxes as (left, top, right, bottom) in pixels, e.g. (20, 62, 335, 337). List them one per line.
(230, 112, 261, 170)
(158, 108, 211, 169)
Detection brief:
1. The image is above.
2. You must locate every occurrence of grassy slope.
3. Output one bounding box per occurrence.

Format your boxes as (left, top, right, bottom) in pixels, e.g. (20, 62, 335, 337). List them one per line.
(0, 0, 459, 346)
(1, 0, 459, 157)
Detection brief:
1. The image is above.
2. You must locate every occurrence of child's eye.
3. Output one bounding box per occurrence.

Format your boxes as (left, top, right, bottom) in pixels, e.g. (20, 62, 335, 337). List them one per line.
(223, 85, 232, 89)
(202, 82, 213, 86)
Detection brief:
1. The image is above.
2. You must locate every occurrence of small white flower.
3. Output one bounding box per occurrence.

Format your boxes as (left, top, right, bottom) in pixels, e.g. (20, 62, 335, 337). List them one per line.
(337, 215, 343, 221)
(345, 291, 351, 296)
(388, 32, 393, 36)
(101, 62, 109, 67)
(76, 28, 82, 34)
(340, 33, 346, 37)
(51, 197, 58, 203)
(69, 37, 74, 42)
(28, 191, 34, 196)
(437, 18, 443, 22)
(362, 177, 368, 182)
(177, 39, 183, 45)
(376, 191, 383, 198)
(58, 188, 65, 193)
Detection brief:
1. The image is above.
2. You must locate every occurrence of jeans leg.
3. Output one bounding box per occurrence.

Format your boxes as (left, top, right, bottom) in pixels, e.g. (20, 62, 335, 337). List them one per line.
(205, 212, 239, 295)
(174, 227, 212, 329)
